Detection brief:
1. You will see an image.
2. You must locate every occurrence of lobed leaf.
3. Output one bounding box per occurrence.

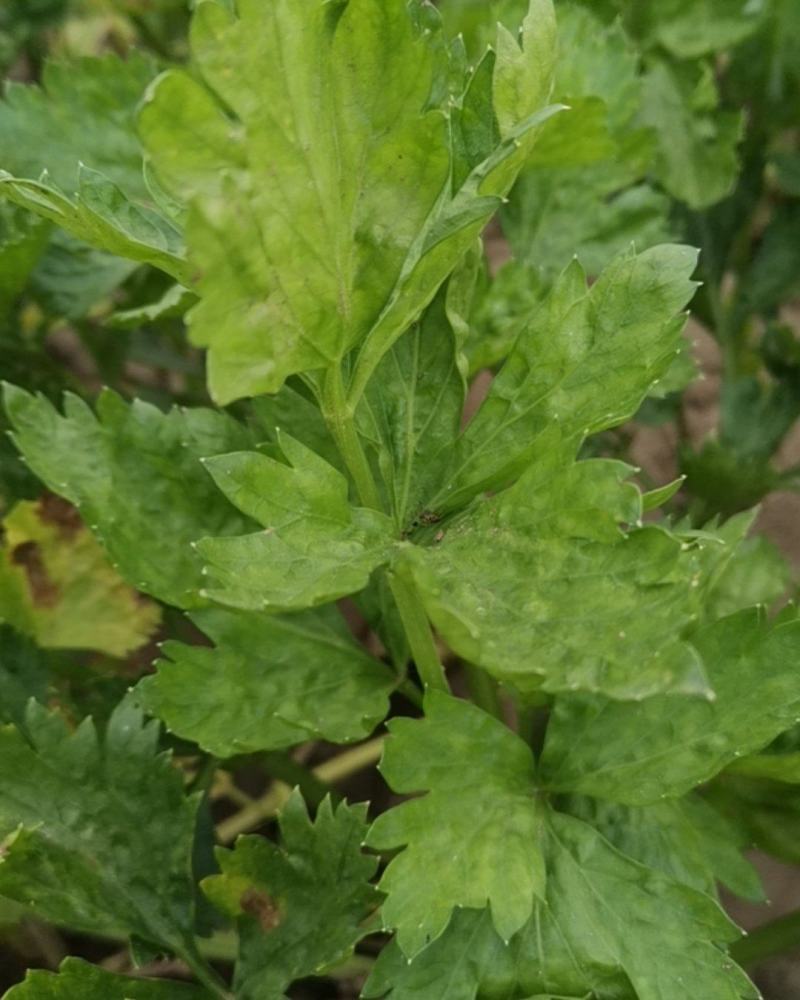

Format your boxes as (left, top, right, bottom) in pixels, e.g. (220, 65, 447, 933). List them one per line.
(197, 437, 394, 611)
(430, 244, 698, 512)
(638, 60, 743, 210)
(3, 385, 255, 609)
(365, 810, 754, 1000)
(0, 700, 201, 959)
(566, 794, 762, 901)
(139, 0, 559, 403)
(203, 792, 379, 1000)
(401, 441, 709, 701)
(139, 605, 393, 755)
(0, 55, 187, 279)
(367, 692, 546, 957)
(541, 607, 800, 803)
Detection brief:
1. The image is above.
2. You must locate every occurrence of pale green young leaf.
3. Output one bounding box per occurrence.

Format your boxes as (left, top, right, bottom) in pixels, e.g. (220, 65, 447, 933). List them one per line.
(542, 608, 800, 803)
(366, 692, 546, 958)
(566, 794, 762, 901)
(139, 0, 558, 404)
(365, 811, 754, 1000)
(3, 958, 211, 999)
(0, 55, 187, 280)
(0, 497, 161, 656)
(197, 438, 394, 611)
(138, 605, 393, 755)
(3, 385, 255, 608)
(139, 0, 449, 402)
(431, 245, 698, 513)
(638, 60, 743, 210)
(0, 700, 201, 959)
(203, 793, 379, 1000)
(401, 443, 709, 701)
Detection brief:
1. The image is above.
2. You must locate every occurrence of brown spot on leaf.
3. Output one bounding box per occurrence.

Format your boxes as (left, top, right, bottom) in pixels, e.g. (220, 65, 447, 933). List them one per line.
(240, 888, 282, 932)
(11, 541, 59, 607)
(37, 494, 82, 539)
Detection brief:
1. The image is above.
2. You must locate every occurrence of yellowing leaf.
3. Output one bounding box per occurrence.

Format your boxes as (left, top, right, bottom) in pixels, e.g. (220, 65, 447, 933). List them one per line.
(0, 496, 160, 656)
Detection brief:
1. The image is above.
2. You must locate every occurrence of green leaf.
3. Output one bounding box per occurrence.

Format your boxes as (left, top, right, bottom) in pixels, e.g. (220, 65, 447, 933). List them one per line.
(431, 245, 698, 512)
(401, 443, 709, 700)
(0, 699, 202, 960)
(0, 203, 49, 315)
(640, 475, 685, 513)
(565, 794, 762, 901)
(3, 385, 255, 608)
(725, 750, 800, 783)
(542, 608, 800, 803)
(706, 533, 792, 620)
(107, 282, 196, 330)
(139, 0, 558, 403)
(638, 60, 743, 210)
(0, 625, 49, 726)
(197, 436, 394, 611)
(357, 286, 465, 530)
(632, 0, 765, 58)
(707, 773, 800, 867)
(367, 692, 546, 957)
(499, 3, 672, 281)
(138, 605, 393, 755)
(365, 811, 754, 1000)
(0, 496, 160, 656)
(31, 230, 139, 321)
(3, 957, 211, 999)
(203, 793, 379, 1000)
(0, 55, 187, 280)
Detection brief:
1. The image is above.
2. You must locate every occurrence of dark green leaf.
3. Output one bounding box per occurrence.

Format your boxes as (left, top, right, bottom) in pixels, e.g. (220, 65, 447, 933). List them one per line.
(139, 605, 393, 755)
(3, 958, 211, 999)
(0, 625, 49, 726)
(542, 608, 800, 803)
(0, 700, 202, 961)
(4, 385, 255, 608)
(565, 794, 762, 901)
(365, 811, 754, 1000)
(203, 793, 379, 1000)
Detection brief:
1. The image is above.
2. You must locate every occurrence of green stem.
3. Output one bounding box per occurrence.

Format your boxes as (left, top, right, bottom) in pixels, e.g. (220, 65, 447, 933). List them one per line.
(388, 573, 449, 693)
(321, 365, 382, 509)
(464, 664, 503, 719)
(730, 908, 800, 968)
(398, 677, 424, 708)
